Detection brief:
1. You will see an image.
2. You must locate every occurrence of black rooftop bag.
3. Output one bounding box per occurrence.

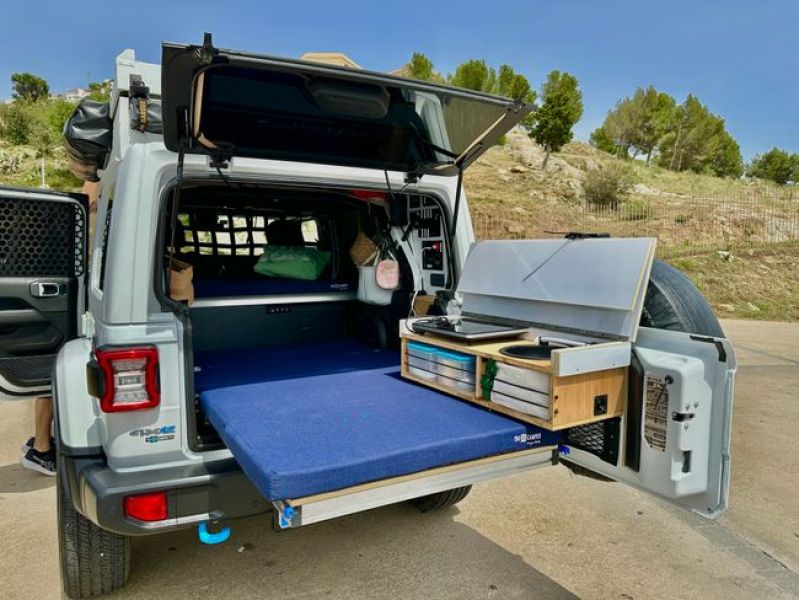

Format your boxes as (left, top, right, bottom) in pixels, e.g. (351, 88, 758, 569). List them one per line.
(63, 99, 113, 182)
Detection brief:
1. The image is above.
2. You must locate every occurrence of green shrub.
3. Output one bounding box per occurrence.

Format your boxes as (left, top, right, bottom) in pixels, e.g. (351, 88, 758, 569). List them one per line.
(583, 162, 635, 207)
(46, 165, 83, 190)
(45, 99, 77, 137)
(0, 98, 76, 154)
(0, 102, 35, 145)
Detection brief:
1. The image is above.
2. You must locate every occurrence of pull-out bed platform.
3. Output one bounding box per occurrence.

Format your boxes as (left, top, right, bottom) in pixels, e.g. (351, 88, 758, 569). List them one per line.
(195, 341, 560, 527)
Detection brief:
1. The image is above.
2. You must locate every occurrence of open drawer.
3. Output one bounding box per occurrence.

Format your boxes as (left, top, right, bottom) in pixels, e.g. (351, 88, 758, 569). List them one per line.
(400, 331, 629, 431)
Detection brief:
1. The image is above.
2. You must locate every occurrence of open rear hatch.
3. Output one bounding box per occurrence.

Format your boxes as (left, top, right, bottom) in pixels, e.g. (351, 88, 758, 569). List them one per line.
(161, 34, 532, 176)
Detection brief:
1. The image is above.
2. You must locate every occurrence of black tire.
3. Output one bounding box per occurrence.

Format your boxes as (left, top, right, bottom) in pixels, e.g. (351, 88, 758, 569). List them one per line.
(640, 259, 724, 337)
(58, 469, 130, 598)
(410, 485, 472, 512)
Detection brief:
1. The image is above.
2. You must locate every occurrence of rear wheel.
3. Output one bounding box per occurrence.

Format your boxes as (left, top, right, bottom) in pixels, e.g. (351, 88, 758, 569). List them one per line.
(410, 485, 472, 512)
(57, 468, 130, 598)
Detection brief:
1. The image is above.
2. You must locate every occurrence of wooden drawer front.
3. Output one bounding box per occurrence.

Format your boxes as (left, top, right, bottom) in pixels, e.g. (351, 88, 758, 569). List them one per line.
(551, 368, 626, 429)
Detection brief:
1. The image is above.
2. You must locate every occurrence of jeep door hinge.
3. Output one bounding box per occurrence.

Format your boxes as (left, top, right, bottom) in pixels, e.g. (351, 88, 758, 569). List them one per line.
(80, 311, 96, 339)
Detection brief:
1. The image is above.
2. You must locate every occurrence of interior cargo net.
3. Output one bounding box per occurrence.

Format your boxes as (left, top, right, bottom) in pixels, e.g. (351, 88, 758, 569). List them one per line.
(179, 211, 270, 257)
(0, 197, 85, 277)
(176, 210, 339, 276)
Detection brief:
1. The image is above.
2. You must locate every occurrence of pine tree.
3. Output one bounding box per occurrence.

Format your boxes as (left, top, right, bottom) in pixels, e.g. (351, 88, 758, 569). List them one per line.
(530, 70, 583, 169)
(11, 73, 50, 102)
(494, 65, 536, 129)
(747, 148, 798, 184)
(450, 59, 497, 93)
(407, 53, 436, 82)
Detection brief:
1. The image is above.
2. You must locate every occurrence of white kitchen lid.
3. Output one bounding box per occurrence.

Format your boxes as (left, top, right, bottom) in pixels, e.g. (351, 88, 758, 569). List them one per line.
(457, 238, 657, 341)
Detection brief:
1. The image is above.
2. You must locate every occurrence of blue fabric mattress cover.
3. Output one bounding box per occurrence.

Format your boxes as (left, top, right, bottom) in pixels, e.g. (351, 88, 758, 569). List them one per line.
(197, 341, 560, 500)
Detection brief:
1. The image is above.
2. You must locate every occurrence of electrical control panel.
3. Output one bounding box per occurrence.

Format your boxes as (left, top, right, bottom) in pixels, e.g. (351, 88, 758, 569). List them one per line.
(407, 195, 449, 293)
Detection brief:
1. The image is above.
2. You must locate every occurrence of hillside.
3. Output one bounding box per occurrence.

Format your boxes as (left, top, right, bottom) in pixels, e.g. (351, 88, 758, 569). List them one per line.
(1, 132, 795, 321)
(466, 130, 789, 211)
(465, 131, 797, 320)
(0, 141, 80, 190)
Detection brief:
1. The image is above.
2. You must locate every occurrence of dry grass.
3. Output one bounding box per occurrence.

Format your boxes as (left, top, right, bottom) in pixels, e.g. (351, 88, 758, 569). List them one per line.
(669, 245, 799, 321)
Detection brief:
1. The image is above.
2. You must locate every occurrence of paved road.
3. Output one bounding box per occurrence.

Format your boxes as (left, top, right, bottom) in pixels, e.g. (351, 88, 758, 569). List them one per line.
(1, 319, 797, 599)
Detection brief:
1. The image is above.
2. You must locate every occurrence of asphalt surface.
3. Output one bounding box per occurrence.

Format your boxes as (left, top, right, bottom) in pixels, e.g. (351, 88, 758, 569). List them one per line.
(0, 319, 797, 599)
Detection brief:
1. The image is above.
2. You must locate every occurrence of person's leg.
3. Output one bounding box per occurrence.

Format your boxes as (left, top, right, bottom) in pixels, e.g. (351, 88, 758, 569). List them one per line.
(33, 397, 54, 452)
(20, 397, 56, 476)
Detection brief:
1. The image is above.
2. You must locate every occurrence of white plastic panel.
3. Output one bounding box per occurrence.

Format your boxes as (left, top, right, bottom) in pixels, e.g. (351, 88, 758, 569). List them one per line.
(458, 238, 656, 341)
(564, 327, 736, 518)
(551, 342, 631, 377)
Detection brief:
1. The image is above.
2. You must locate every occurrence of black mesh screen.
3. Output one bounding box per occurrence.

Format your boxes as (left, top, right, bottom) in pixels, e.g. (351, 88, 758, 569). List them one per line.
(565, 418, 621, 465)
(0, 354, 57, 387)
(0, 197, 85, 277)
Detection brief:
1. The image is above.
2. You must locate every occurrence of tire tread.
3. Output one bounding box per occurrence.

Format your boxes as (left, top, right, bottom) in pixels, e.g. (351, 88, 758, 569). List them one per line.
(58, 471, 130, 598)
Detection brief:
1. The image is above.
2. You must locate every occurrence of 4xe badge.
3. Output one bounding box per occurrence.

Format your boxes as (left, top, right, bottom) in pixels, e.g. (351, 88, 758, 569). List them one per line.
(129, 425, 176, 444)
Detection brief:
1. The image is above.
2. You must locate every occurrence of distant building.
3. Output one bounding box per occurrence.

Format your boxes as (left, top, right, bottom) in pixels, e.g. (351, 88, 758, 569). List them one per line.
(63, 88, 90, 102)
(300, 52, 361, 69)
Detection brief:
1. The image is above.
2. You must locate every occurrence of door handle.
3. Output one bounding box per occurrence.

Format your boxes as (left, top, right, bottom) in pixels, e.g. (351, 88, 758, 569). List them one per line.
(29, 281, 65, 298)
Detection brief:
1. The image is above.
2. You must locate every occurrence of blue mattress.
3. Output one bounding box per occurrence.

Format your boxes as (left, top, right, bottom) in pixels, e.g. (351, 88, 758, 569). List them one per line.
(194, 340, 399, 391)
(193, 277, 356, 298)
(197, 341, 560, 500)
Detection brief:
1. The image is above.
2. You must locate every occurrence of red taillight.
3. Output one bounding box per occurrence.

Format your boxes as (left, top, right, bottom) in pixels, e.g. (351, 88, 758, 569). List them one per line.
(124, 491, 168, 522)
(95, 347, 160, 412)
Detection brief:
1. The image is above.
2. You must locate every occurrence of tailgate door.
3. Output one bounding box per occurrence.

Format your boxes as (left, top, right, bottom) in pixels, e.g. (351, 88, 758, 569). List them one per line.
(563, 327, 736, 518)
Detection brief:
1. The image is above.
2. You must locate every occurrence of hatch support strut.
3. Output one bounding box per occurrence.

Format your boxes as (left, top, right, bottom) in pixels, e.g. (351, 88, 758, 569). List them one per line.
(165, 142, 185, 297)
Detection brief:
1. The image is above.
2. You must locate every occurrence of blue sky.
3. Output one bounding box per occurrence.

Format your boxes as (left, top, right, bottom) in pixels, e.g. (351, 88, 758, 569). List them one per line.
(1, 0, 796, 159)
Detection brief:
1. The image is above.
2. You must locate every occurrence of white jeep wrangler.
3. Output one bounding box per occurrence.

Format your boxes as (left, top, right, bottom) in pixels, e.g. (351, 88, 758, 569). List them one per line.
(0, 35, 735, 598)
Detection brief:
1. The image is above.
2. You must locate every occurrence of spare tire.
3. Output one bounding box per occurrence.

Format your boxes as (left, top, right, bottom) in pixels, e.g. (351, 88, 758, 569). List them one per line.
(640, 259, 724, 337)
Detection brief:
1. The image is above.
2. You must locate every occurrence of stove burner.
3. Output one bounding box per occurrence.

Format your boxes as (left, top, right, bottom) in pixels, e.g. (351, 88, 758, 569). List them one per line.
(499, 344, 554, 360)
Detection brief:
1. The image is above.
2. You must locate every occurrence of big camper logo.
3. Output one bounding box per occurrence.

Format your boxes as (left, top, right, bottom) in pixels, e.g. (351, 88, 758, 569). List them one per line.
(514, 432, 542, 445)
(129, 425, 176, 444)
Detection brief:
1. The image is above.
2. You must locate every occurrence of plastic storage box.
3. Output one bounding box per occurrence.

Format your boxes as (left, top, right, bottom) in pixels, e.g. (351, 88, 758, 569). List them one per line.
(435, 349, 475, 392)
(406, 341, 439, 380)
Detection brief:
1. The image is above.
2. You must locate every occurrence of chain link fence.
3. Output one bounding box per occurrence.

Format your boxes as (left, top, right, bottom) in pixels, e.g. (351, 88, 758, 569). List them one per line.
(470, 188, 799, 257)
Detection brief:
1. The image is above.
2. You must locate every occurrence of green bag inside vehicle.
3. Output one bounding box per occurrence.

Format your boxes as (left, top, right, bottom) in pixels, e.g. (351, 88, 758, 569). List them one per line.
(253, 246, 331, 281)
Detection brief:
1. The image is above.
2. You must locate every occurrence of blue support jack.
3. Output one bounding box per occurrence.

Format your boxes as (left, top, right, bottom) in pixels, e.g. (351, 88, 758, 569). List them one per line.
(198, 520, 231, 545)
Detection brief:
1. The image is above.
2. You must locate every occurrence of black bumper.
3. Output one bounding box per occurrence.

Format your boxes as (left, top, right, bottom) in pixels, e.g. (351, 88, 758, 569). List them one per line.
(61, 453, 269, 536)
